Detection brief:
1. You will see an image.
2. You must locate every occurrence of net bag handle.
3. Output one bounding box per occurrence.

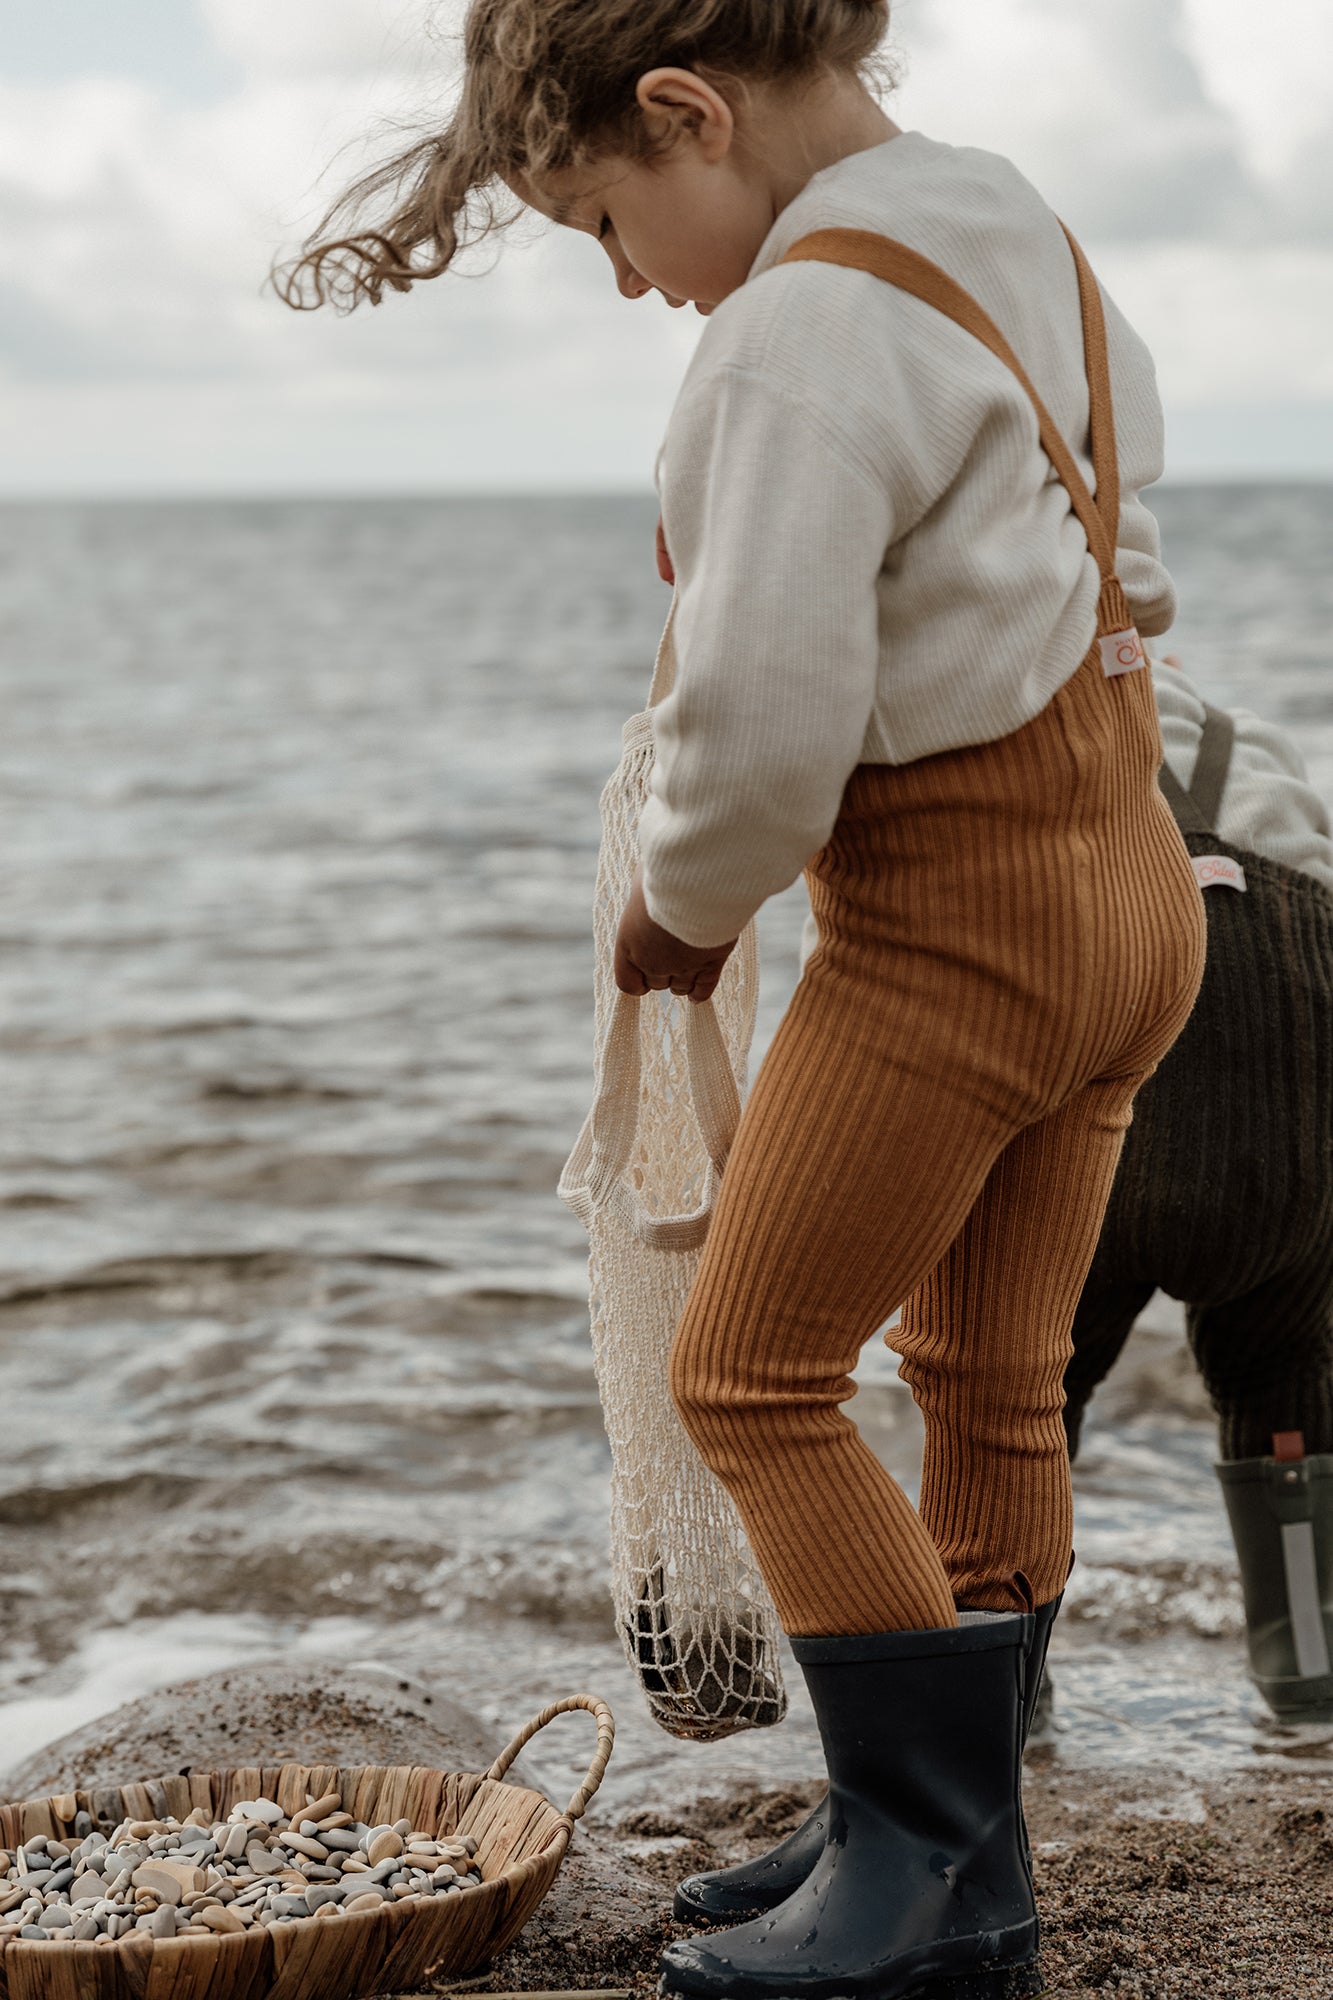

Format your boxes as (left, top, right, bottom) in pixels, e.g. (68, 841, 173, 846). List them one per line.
(485, 1692, 617, 1824)
(558, 988, 742, 1250)
(559, 594, 746, 1248)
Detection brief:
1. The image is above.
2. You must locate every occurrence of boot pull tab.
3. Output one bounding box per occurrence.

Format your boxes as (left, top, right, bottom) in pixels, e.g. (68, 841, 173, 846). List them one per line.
(1265, 1431, 1331, 1681)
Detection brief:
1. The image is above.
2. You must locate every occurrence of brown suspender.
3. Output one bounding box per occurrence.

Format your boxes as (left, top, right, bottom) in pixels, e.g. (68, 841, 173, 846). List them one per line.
(1059, 224, 1120, 546)
(777, 224, 1134, 642)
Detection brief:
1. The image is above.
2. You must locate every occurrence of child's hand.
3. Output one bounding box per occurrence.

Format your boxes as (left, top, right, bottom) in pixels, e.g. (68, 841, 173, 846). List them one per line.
(615, 868, 736, 1003)
(655, 516, 675, 585)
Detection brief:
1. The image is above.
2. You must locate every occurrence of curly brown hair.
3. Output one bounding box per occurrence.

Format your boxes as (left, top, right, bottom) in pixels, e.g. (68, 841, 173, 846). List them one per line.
(276, 0, 892, 311)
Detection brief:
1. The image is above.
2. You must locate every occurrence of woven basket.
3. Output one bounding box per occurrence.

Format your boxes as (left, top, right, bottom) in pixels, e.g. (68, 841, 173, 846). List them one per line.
(0, 1690, 615, 2000)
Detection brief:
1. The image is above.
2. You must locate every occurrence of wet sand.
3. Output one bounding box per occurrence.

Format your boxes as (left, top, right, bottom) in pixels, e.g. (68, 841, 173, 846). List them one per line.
(464, 1770, 1333, 2000)
(6, 1666, 1331, 2000)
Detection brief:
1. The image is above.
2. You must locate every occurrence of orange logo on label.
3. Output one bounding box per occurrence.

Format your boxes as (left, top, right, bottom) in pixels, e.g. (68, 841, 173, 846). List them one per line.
(1192, 855, 1247, 892)
(1099, 627, 1147, 678)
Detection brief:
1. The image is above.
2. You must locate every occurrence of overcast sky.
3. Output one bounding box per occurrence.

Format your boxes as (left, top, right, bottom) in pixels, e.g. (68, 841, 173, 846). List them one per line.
(2, 0, 1332, 493)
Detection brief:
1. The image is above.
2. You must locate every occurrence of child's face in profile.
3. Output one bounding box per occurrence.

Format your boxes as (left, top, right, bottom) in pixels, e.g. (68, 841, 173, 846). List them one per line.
(509, 68, 781, 316)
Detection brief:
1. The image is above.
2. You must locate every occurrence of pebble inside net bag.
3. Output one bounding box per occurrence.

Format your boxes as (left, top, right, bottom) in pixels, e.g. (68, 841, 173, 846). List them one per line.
(559, 602, 787, 1740)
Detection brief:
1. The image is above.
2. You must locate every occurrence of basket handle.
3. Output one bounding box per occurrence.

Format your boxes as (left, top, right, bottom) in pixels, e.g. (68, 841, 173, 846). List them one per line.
(485, 1692, 616, 1824)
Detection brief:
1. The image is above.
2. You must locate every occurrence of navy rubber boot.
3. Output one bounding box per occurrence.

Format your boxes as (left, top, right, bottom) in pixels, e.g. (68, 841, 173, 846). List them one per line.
(672, 1597, 1060, 1928)
(660, 1615, 1040, 2000)
(671, 1800, 831, 1928)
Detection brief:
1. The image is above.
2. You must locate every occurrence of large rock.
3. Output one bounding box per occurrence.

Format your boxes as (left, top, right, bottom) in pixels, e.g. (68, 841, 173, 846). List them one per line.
(2, 1661, 505, 1801)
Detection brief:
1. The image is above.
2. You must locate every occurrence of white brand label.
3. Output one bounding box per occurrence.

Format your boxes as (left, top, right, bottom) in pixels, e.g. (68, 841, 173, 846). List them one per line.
(1192, 854, 1247, 893)
(1099, 627, 1147, 677)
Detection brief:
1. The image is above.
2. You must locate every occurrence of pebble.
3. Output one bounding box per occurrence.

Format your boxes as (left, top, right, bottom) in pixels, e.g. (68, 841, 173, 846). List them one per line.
(0, 1791, 485, 1946)
(229, 1798, 284, 1825)
(284, 1832, 328, 1861)
(205, 1904, 247, 1933)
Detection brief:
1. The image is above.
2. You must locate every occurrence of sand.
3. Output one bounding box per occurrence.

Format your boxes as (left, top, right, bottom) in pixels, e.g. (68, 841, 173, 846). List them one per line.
(460, 1767, 1333, 2000)
(5, 1666, 1331, 2000)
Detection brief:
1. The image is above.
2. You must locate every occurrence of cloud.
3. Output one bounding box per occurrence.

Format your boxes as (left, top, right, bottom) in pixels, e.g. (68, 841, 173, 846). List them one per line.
(0, 0, 1330, 488)
(199, 0, 449, 78)
(896, 0, 1265, 242)
(1176, 0, 1333, 180)
(1094, 242, 1333, 405)
(0, 16, 697, 492)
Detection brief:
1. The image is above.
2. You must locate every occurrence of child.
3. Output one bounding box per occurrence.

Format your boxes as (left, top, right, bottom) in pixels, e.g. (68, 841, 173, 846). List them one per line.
(285, 3, 1206, 1993)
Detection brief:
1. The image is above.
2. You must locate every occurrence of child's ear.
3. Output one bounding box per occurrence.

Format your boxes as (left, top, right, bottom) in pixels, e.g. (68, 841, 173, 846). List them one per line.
(635, 67, 735, 161)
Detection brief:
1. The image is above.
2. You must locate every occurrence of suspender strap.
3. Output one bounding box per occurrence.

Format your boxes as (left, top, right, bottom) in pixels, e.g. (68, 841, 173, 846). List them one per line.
(779, 226, 1133, 639)
(1157, 759, 1210, 836)
(1059, 224, 1120, 546)
(1190, 703, 1237, 830)
(1157, 701, 1236, 836)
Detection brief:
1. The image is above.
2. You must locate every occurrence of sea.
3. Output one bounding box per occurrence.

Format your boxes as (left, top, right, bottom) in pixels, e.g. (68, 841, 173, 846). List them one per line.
(1, 485, 1332, 1817)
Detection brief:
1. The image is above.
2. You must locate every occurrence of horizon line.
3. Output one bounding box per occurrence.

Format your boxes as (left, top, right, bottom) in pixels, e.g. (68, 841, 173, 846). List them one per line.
(2, 473, 1332, 507)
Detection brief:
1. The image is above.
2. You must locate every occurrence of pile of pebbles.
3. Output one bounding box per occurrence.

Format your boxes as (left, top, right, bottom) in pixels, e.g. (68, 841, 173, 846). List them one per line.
(0, 1789, 482, 1946)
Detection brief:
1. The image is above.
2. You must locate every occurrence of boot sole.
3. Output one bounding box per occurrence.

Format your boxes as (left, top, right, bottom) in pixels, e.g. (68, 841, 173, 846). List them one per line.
(658, 1919, 1041, 2000)
(673, 1893, 774, 1924)
(658, 1968, 1041, 2000)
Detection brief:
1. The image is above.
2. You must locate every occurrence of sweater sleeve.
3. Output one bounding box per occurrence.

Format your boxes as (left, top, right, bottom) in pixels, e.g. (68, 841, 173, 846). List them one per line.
(640, 364, 893, 947)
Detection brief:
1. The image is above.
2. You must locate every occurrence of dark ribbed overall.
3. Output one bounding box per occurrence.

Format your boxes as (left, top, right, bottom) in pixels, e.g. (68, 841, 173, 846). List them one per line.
(1065, 710, 1333, 1463)
(667, 228, 1206, 1635)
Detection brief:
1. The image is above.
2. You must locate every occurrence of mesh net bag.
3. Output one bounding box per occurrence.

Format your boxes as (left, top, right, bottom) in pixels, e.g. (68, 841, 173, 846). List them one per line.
(559, 604, 787, 1740)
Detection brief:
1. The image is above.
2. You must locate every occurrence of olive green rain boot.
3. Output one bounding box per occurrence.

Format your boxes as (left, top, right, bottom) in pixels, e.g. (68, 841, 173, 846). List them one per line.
(1218, 1433, 1333, 1720)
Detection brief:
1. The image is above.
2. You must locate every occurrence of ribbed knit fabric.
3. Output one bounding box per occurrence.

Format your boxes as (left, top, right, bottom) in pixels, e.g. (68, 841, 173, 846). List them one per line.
(1064, 833, 1333, 1465)
(669, 634, 1205, 1632)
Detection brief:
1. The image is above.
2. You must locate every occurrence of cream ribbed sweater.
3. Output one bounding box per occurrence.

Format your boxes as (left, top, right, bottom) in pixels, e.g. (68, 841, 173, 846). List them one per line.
(1156, 659, 1333, 889)
(641, 132, 1177, 946)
